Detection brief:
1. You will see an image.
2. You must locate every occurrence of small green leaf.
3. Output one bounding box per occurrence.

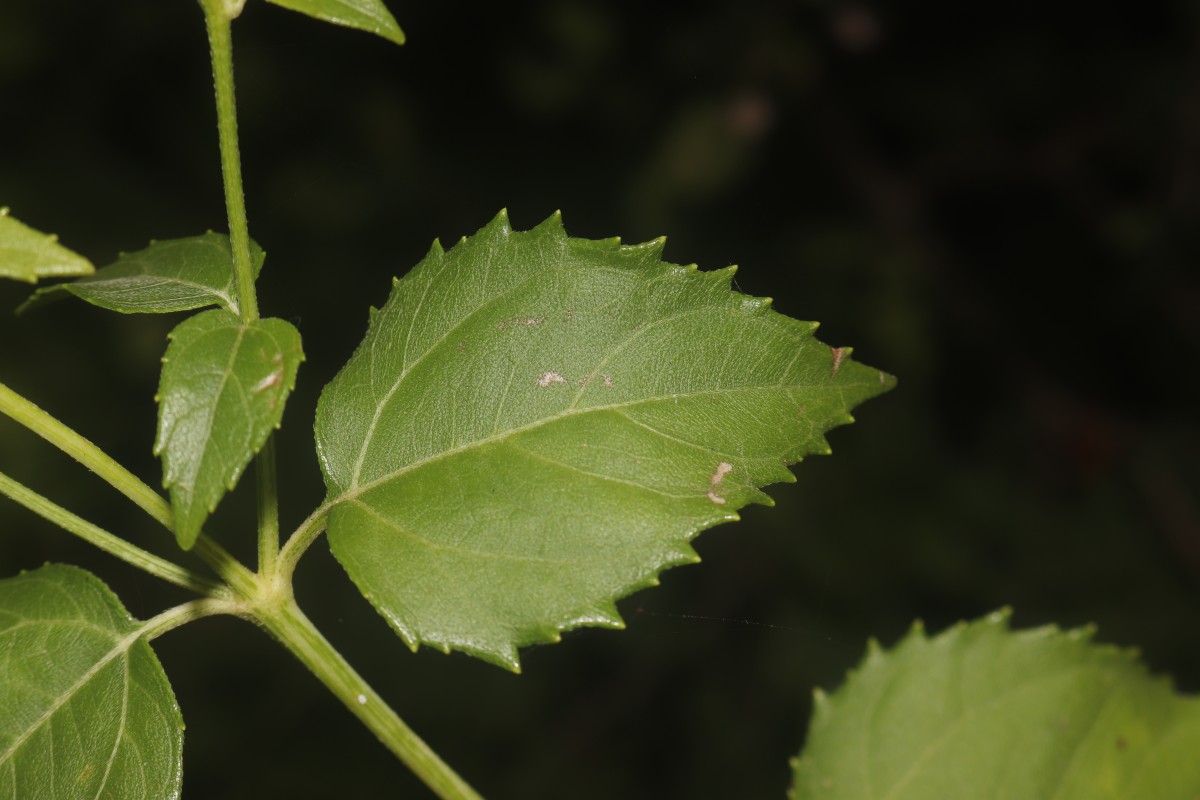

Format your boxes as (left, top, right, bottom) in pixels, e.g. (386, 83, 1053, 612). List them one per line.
(157, 309, 303, 549)
(20, 233, 265, 316)
(263, 0, 405, 45)
(316, 210, 893, 670)
(0, 207, 94, 284)
(791, 610, 1200, 800)
(0, 564, 183, 799)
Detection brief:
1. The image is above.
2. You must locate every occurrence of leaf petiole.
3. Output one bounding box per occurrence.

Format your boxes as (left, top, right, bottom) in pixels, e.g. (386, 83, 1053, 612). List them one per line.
(0, 380, 256, 592)
(0, 381, 172, 528)
(278, 501, 331, 579)
(0, 470, 228, 597)
(141, 595, 243, 641)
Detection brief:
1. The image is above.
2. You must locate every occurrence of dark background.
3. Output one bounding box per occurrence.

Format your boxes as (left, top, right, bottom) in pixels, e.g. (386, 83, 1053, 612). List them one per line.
(2, 1, 1199, 797)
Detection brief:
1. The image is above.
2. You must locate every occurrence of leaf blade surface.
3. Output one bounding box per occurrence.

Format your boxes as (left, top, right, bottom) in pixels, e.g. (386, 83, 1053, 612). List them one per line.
(791, 611, 1200, 800)
(262, 0, 405, 45)
(157, 309, 303, 548)
(0, 564, 183, 800)
(317, 211, 893, 669)
(0, 208, 93, 284)
(20, 233, 264, 315)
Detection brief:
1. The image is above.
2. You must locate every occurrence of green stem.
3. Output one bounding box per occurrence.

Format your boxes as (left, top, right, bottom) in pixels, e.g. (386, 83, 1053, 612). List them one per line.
(0, 380, 255, 593)
(278, 501, 330, 580)
(256, 437, 280, 575)
(256, 599, 484, 800)
(202, 1, 258, 324)
(0, 470, 228, 597)
(201, 0, 284, 586)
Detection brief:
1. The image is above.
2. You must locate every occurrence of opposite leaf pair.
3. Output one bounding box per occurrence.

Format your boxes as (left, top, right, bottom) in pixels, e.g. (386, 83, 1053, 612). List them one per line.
(19, 231, 303, 549)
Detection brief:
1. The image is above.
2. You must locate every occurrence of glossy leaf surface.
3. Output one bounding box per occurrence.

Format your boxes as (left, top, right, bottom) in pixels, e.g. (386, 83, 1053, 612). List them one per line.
(316, 210, 893, 670)
(0, 208, 93, 284)
(791, 610, 1200, 800)
(157, 309, 303, 549)
(20, 233, 264, 316)
(0, 565, 183, 800)
(263, 0, 405, 45)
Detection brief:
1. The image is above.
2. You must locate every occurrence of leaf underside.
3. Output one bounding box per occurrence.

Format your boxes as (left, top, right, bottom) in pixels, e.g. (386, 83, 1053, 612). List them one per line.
(0, 208, 93, 285)
(0, 565, 183, 800)
(316, 210, 893, 671)
(262, 0, 405, 45)
(20, 233, 265, 316)
(156, 309, 304, 549)
(791, 610, 1200, 800)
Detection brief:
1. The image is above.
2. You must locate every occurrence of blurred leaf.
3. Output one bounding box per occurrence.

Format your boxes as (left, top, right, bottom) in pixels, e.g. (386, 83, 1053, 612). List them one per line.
(0, 207, 93, 285)
(0, 564, 183, 800)
(262, 0, 405, 45)
(316, 210, 893, 670)
(20, 233, 264, 316)
(791, 610, 1200, 800)
(156, 309, 303, 549)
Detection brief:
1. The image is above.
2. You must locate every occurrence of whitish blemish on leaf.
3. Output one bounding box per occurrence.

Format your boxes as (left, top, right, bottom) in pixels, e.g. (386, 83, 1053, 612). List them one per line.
(357, 694, 368, 705)
(499, 316, 544, 331)
(536, 371, 567, 387)
(831, 347, 847, 376)
(878, 370, 887, 384)
(707, 461, 734, 504)
(252, 370, 283, 394)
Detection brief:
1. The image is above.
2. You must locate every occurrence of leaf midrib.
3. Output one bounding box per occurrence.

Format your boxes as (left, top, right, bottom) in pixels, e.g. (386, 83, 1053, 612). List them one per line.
(345, 258, 783, 490)
(163, 319, 248, 486)
(349, 249, 570, 487)
(0, 623, 144, 770)
(338, 377, 869, 502)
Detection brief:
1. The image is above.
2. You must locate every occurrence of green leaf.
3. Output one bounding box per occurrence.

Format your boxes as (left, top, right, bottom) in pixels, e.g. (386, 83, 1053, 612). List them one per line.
(0, 207, 94, 284)
(315, 210, 893, 670)
(790, 610, 1200, 800)
(262, 0, 405, 45)
(157, 309, 303, 549)
(19, 233, 265, 316)
(0, 564, 183, 799)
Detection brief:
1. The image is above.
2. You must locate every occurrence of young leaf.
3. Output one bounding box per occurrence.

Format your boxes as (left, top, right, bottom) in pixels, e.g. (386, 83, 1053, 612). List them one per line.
(262, 0, 405, 45)
(315, 210, 894, 670)
(0, 207, 94, 284)
(0, 564, 183, 799)
(19, 233, 265, 316)
(791, 610, 1200, 800)
(157, 309, 303, 549)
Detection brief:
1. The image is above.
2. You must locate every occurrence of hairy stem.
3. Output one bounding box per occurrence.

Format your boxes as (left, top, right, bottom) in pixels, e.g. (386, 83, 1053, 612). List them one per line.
(256, 437, 280, 575)
(256, 599, 485, 800)
(201, 1, 257, 324)
(0, 471, 228, 597)
(201, 0, 284, 586)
